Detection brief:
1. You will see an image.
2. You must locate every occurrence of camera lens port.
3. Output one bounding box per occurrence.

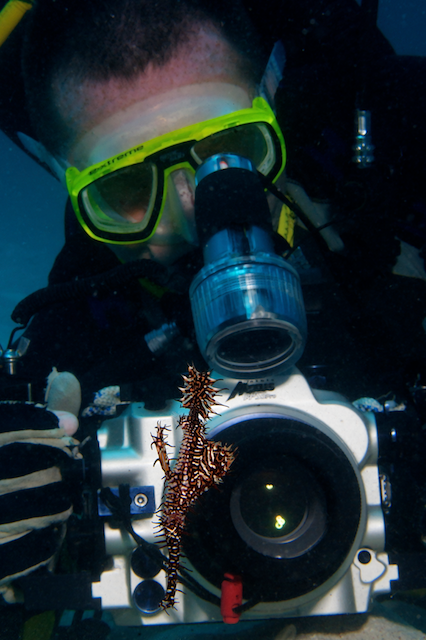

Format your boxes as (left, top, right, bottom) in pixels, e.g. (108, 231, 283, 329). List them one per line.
(184, 414, 362, 602)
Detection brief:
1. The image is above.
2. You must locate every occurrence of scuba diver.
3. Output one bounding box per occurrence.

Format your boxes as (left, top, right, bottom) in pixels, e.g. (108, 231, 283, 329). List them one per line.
(0, 0, 291, 609)
(0, 0, 425, 634)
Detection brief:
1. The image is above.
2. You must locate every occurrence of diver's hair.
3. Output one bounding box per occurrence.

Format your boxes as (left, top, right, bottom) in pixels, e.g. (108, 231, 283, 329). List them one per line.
(22, 0, 265, 157)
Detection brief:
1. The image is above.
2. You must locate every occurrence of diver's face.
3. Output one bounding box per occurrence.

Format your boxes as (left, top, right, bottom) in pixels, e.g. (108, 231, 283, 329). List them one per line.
(58, 27, 255, 265)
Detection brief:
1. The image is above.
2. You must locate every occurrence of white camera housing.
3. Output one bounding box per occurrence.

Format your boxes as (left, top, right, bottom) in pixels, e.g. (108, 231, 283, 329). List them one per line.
(92, 368, 398, 627)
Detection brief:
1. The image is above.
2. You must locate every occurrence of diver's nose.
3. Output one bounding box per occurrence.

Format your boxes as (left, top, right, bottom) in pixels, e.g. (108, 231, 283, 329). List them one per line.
(154, 169, 197, 245)
(171, 168, 195, 214)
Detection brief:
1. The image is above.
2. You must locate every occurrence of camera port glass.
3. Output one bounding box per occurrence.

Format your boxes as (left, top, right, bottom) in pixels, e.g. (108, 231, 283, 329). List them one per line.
(183, 414, 363, 602)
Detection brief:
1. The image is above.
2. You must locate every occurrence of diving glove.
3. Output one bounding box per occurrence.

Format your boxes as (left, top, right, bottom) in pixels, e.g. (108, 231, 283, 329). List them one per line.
(0, 403, 80, 603)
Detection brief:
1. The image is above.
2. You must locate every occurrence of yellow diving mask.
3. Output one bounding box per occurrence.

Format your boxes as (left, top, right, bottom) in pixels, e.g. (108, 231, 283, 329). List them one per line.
(65, 97, 286, 244)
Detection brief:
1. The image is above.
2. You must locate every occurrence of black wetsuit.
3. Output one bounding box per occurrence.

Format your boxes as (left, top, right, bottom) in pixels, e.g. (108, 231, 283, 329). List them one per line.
(13, 201, 206, 409)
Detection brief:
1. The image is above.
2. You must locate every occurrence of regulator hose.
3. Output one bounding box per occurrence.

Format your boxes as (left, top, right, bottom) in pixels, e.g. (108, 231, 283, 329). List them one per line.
(11, 258, 170, 326)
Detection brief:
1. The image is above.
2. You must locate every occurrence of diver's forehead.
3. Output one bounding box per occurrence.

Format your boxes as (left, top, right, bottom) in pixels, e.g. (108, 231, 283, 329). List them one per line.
(56, 27, 255, 167)
(70, 83, 253, 167)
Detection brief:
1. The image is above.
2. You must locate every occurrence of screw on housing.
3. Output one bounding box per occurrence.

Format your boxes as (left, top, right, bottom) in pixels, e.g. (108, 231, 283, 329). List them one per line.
(134, 493, 149, 508)
(1, 336, 30, 375)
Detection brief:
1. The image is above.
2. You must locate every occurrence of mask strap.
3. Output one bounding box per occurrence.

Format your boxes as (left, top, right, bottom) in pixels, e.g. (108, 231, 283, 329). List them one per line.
(257, 40, 286, 109)
(17, 132, 70, 187)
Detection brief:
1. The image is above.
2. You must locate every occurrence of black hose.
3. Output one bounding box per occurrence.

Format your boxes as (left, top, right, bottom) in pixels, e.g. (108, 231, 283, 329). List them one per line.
(11, 258, 169, 326)
(259, 173, 336, 250)
(99, 486, 167, 569)
(361, 0, 379, 29)
(356, 0, 380, 107)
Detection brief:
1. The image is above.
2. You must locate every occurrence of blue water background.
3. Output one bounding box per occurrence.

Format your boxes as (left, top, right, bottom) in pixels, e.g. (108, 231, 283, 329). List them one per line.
(0, 139, 65, 347)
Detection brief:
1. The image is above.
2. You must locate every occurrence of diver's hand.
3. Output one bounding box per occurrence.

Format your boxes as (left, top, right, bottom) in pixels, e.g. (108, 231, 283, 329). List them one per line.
(48, 408, 79, 436)
(0, 403, 80, 603)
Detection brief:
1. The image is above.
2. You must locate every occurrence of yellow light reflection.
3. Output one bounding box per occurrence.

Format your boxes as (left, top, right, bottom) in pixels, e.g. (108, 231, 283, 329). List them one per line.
(265, 484, 274, 490)
(275, 515, 285, 530)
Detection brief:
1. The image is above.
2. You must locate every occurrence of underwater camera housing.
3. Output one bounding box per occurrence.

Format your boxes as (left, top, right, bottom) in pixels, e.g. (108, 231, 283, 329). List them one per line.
(92, 368, 398, 626)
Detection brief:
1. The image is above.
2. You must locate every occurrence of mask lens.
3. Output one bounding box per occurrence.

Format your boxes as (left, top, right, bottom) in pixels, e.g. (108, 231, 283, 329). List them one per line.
(192, 124, 276, 176)
(81, 162, 158, 234)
